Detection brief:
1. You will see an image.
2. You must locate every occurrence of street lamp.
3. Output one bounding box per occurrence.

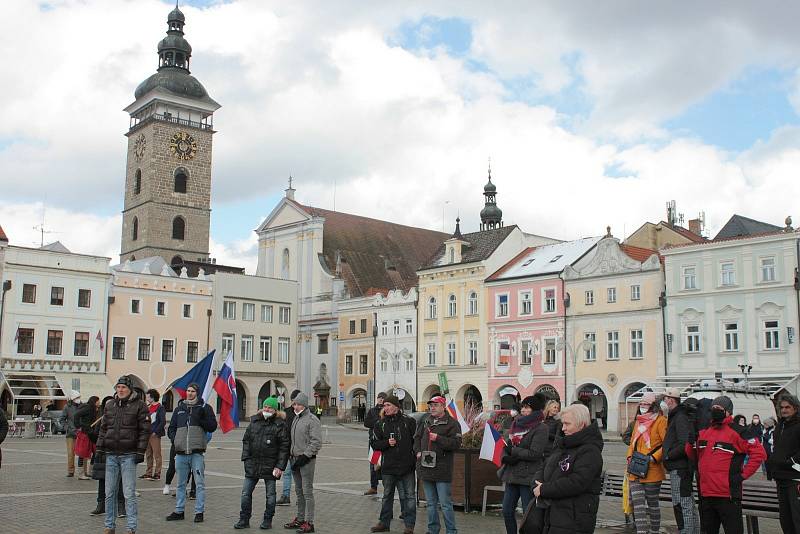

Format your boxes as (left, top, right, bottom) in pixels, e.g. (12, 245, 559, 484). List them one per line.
(556, 336, 595, 403)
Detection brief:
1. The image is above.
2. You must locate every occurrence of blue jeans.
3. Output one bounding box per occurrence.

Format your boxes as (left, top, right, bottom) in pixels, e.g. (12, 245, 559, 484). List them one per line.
(104, 454, 137, 531)
(379, 472, 416, 529)
(240, 477, 276, 523)
(502, 483, 532, 534)
(422, 480, 457, 534)
(282, 459, 292, 498)
(175, 453, 206, 514)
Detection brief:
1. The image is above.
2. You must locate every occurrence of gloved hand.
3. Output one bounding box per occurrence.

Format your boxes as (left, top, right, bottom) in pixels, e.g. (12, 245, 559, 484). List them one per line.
(135, 453, 145, 464)
(292, 454, 311, 469)
(501, 455, 513, 465)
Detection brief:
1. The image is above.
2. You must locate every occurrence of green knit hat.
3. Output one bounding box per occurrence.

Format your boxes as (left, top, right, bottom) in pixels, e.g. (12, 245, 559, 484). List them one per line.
(263, 397, 280, 410)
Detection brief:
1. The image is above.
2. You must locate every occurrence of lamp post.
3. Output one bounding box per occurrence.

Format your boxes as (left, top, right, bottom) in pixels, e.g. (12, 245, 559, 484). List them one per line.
(556, 336, 595, 403)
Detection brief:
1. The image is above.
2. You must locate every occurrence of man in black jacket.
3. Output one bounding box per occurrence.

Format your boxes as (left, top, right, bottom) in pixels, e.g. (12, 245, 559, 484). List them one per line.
(0, 406, 8, 469)
(661, 388, 700, 534)
(277, 389, 301, 506)
(363, 392, 386, 495)
(369, 395, 417, 534)
(767, 394, 800, 534)
(235, 397, 290, 530)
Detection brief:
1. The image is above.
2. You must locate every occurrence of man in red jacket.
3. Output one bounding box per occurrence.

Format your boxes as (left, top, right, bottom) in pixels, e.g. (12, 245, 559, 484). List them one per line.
(686, 395, 766, 534)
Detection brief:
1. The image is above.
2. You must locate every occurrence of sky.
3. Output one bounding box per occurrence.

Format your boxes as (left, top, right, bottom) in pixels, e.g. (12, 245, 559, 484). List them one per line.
(3, 1, 800, 273)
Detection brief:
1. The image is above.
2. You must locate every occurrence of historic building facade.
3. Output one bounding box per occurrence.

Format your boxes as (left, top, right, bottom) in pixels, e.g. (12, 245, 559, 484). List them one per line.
(119, 5, 219, 265)
(374, 289, 418, 411)
(336, 296, 375, 418)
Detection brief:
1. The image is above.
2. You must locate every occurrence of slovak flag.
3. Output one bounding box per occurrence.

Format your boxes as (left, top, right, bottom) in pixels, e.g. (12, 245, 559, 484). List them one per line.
(479, 422, 505, 467)
(368, 446, 382, 466)
(213, 351, 239, 433)
(446, 398, 470, 434)
(95, 330, 105, 351)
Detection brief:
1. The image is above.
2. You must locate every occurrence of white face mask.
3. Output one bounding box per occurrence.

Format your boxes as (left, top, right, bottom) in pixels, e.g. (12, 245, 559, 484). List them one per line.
(262, 410, 274, 419)
(510, 410, 519, 417)
(294, 407, 304, 415)
(660, 402, 669, 414)
(639, 406, 648, 415)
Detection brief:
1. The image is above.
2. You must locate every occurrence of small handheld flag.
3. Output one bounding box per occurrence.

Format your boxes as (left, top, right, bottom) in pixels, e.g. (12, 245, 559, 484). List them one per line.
(446, 398, 470, 434)
(479, 421, 505, 467)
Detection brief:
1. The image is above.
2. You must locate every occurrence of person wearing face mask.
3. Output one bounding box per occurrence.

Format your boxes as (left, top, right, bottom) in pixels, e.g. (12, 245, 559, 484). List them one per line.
(284, 392, 322, 533)
(746, 414, 764, 442)
(661, 388, 700, 534)
(626, 392, 667, 534)
(234, 396, 289, 530)
(686, 395, 766, 534)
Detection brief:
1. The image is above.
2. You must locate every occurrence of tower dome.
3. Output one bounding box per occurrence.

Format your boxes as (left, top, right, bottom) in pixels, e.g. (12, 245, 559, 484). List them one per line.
(479, 165, 503, 231)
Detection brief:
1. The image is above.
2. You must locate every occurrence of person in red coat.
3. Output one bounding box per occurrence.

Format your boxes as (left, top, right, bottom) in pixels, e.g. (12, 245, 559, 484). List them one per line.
(686, 395, 766, 534)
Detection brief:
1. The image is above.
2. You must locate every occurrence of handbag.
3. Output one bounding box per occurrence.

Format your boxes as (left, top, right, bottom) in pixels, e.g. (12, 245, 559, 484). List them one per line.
(75, 429, 96, 459)
(519, 496, 548, 534)
(627, 434, 660, 478)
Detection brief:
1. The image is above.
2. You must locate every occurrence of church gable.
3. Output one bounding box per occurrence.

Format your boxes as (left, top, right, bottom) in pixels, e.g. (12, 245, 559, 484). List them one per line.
(256, 199, 312, 233)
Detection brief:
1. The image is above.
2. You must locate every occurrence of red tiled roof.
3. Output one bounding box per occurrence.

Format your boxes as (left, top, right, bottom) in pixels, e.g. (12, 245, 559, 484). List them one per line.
(620, 244, 660, 263)
(0, 224, 7, 242)
(661, 222, 707, 243)
(295, 202, 449, 298)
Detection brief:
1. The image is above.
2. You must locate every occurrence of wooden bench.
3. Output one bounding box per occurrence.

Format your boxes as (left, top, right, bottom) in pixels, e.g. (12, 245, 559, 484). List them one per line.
(601, 472, 779, 534)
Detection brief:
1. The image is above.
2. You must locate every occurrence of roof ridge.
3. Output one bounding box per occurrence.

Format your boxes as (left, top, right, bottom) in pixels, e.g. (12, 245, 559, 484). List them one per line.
(301, 202, 450, 237)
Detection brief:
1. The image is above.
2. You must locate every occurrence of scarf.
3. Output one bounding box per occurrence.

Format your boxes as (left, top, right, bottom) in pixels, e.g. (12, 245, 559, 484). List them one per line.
(632, 411, 658, 449)
(148, 402, 161, 415)
(510, 411, 544, 445)
(184, 396, 199, 407)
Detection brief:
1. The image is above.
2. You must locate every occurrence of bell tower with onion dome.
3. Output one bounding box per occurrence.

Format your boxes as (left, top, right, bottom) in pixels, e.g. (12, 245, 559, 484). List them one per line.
(119, 3, 220, 265)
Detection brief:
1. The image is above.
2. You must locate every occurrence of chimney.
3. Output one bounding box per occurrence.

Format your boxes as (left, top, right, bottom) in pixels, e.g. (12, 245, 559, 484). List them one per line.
(688, 218, 702, 236)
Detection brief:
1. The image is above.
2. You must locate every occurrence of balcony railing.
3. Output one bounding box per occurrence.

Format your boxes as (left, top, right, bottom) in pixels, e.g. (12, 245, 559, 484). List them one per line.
(129, 113, 213, 133)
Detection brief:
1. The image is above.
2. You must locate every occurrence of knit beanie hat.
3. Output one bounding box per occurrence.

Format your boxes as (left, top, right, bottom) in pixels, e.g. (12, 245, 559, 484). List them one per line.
(521, 393, 547, 411)
(383, 395, 401, 408)
(115, 376, 133, 390)
(263, 396, 280, 410)
(712, 395, 734, 414)
(294, 392, 309, 408)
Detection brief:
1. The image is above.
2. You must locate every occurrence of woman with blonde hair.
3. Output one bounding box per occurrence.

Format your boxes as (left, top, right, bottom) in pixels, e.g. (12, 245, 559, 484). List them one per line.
(626, 392, 667, 534)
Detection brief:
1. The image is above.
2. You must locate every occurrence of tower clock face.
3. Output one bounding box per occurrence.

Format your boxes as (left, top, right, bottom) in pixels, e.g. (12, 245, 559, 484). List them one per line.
(133, 134, 146, 161)
(169, 131, 197, 160)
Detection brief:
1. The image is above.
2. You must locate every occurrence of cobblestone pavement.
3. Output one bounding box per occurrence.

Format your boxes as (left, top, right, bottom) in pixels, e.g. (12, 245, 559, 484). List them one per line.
(0, 423, 782, 534)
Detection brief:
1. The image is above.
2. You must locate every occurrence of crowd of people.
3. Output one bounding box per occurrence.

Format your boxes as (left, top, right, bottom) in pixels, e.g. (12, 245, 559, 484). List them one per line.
(2, 377, 800, 534)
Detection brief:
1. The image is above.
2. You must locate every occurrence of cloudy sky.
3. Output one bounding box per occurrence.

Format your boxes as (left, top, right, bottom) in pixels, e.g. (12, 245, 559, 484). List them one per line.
(2, 1, 800, 272)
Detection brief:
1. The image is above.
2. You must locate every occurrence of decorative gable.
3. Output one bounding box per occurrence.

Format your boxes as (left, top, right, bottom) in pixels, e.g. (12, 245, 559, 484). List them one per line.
(563, 236, 656, 280)
(255, 199, 312, 233)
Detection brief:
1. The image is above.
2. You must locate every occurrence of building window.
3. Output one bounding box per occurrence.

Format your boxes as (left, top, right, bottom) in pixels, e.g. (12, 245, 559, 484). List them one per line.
(281, 248, 290, 279)
(161, 339, 174, 362)
(112, 337, 125, 360)
(22, 283, 36, 304)
(222, 334, 234, 358)
(50, 287, 64, 306)
(428, 297, 437, 319)
(360, 318, 367, 333)
(138, 338, 151, 361)
(182, 304, 192, 318)
(405, 319, 413, 334)
(497, 294, 509, 317)
(447, 342, 456, 365)
(174, 168, 187, 193)
(468, 291, 478, 315)
(78, 289, 91, 308)
(223, 300, 236, 320)
(17, 328, 34, 353)
(241, 335, 254, 362)
(405, 358, 414, 371)
(520, 339, 532, 365)
(380, 321, 388, 336)
(683, 266, 697, 290)
(242, 303, 255, 321)
(468, 341, 479, 365)
(393, 320, 400, 335)
(278, 306, 291, 324)
(544, 289, 556, 313)
(631, 330, 644, 359)
(686, 325, 701, 353)
(260, 336, 272, 362)
(172, 216, 185, 240)
(47, 330, 63, 355)
(447, 294, 457, 317)
(132, 217, 138, 241)
(584, 332, 596, 361)
(260, 305, 273, 323)
(427, 343, 436, 366)
(721, 262, 735, 286)
(520, 291, 532, 315)
(317, 334, 328, 354)
(544, 338, 556, 365)
(607, 331, 619, 360)
(187, 341, 198, 363)
(607, 287, 617, 303)
(130, 298, 141, 314)
(345, 354, 353, 375)
(156, 301, 166, 316)
(134, 169, 142, 194)
(359, 354, 368, 374)
(380, 356, 388, 372)
(724, 322, 739, 352)
(585, 290, 594, 305)
(631, 285, 641, 301)
(449, 247, 455, 263)
(760, 257, 776, 282)
(765, 320, 780, 350)
(278, 338, 290, 364)
(74, 332, 89, 356)
(349, 320, 356, 334)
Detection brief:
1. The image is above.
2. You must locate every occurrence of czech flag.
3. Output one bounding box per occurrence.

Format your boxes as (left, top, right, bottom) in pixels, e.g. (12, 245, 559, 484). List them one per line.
(368, 446, 382, 466)
(213, 351, 238, 433)
(171, 349, 216, 402)
(446, 398, 470, 433)
(479, 422, 505, 467)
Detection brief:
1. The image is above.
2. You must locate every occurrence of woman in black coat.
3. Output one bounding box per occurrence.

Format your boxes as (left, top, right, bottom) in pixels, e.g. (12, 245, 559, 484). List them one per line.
(90, 396, 123, 516)
(530, 403, 604, 534)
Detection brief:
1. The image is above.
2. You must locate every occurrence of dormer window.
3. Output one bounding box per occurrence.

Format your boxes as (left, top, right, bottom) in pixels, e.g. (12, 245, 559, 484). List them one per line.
(549, 255, 563, 263)
(449, 247, 455, 263)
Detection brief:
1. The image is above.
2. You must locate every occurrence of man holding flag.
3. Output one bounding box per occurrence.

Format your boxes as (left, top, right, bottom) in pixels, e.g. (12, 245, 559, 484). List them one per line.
(213, 351, 239, 433)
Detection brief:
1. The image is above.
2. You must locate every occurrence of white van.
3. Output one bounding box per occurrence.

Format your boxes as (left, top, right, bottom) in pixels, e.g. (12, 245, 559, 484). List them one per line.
(687, 379, 777, 422)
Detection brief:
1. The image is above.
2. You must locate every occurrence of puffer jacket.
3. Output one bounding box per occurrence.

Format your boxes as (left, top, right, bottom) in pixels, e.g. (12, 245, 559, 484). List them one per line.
(534, 422, 604, 534)
(97, 391, 149, 456)
(413, 413, 462, 482)
(242, 411, 289, 479)
(168, 399, 217, 454)
(60, 400, 81, 438)
(766, 414, 800, 481)
(74, 403, 98, 434)
(370, 410, 417, 476)
(662, 403, 692, 471)
(290, 408, 322, 459)
(501, 418, 549, 486)
(626, 414, 667, 483)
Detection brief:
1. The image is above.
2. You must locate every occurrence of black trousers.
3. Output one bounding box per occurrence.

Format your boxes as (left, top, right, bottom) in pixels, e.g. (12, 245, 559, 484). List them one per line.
(699, 497, 742, 534)
(777, 480, 800, 534)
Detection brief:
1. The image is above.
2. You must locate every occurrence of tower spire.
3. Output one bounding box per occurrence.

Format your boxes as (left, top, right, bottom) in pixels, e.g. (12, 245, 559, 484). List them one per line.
(479, 163, 503, 231)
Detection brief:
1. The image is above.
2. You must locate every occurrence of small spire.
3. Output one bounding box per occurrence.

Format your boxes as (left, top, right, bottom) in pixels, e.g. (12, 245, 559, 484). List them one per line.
(452, 217, 463, 239)
(488, 157, 492, 182)
(785, 216, 793, 232)
(285, 175, 296, 200)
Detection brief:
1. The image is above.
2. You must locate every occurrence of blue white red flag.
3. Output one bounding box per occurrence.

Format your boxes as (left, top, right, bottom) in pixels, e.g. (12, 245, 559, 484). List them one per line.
(479, 421, 505, 467)
(213, 351, 238, 433)
(171, 349, 216, 402)
(446, 398, 470, 434)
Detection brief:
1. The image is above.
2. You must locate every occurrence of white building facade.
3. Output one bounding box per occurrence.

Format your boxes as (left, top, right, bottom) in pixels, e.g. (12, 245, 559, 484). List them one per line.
(375, 289, 418, 411)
